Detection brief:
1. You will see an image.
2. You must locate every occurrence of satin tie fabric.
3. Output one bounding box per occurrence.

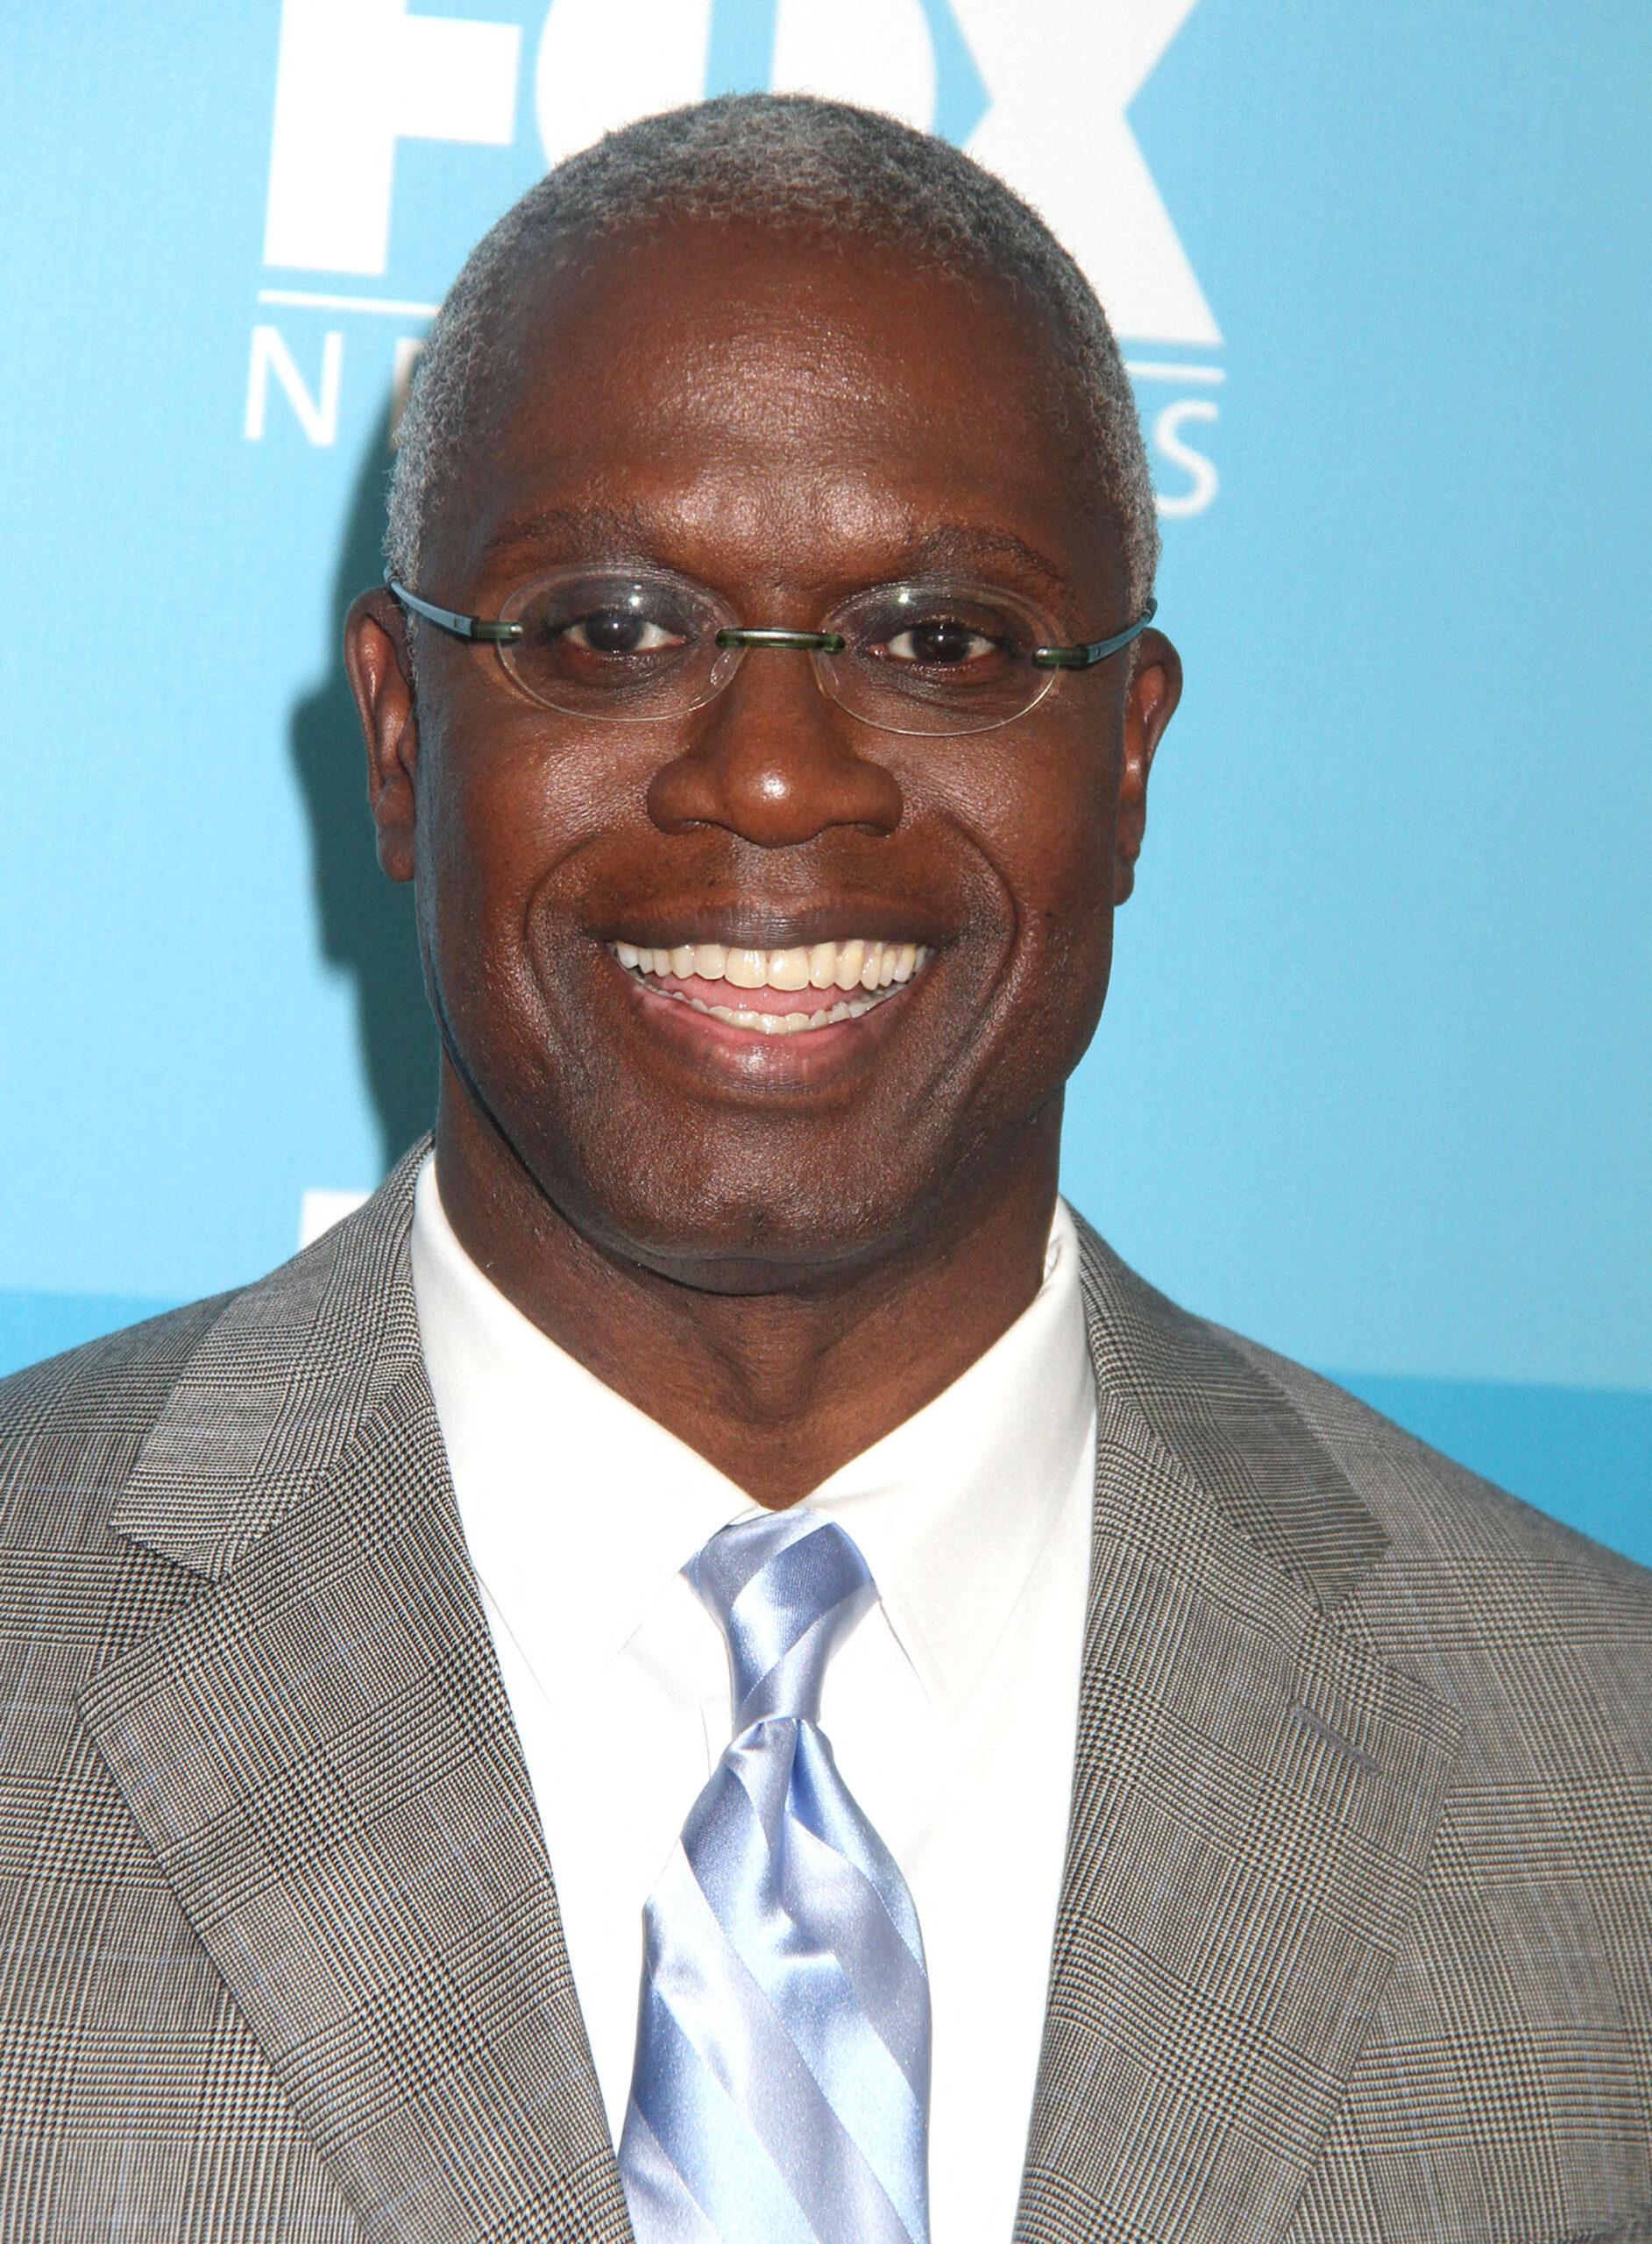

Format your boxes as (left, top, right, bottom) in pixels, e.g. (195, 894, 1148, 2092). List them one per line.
(619, 1509, 932, 2244)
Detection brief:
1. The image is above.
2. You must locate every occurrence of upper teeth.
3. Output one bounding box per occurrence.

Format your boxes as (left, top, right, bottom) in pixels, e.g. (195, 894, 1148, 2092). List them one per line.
(610, 938, 931, 994)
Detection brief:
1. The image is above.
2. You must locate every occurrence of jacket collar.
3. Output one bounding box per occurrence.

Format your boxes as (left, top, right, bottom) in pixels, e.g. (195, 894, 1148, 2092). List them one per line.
(106, 1137, 433, 1580)
(110, 1160, 1390, 1610)
(1066, 1210, 1390, 1612)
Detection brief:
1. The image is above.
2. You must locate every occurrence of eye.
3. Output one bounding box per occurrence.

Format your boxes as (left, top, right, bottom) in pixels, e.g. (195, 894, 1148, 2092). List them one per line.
(558, 608, 685, 657)
(882, 616, 1000, 667)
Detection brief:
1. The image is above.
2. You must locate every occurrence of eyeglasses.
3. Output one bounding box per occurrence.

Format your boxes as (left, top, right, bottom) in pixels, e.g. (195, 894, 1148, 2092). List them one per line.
(386, 565, 1156, 739)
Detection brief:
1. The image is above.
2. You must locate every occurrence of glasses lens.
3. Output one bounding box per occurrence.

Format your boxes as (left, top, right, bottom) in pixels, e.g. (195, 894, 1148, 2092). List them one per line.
(823, 580, 1055, 736)
(498, 570, 727, 718)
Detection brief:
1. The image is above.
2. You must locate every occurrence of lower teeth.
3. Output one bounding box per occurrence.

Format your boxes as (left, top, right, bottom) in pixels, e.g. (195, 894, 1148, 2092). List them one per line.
(683, 993, 880, 1033)
(621, 960, 916, 1033)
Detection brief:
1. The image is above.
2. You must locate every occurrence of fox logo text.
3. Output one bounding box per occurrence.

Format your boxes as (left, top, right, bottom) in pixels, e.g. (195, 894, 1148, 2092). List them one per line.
(248, 0, 1221, 517)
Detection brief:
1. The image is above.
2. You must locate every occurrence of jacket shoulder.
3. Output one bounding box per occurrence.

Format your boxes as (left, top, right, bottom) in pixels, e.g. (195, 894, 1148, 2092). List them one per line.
(0, 1294, 234, 1552)
(1214, 1323, 1652, 1791)
(1216, 1320, 1652, 1603)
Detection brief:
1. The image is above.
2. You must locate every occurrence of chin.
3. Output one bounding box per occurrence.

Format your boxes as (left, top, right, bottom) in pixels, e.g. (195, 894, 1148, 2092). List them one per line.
(549, 1136, 938, 1295)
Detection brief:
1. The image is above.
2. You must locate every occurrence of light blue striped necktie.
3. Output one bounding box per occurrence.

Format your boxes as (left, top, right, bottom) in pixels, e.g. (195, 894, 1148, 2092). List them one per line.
(619, 1509, 932, 2244)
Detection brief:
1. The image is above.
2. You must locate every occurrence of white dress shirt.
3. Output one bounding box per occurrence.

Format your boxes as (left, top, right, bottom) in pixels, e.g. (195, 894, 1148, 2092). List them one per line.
(409, 1157, 1095, 2244)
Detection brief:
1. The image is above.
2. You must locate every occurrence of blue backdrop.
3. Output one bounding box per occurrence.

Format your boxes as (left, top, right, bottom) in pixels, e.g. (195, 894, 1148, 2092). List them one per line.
(2, 1, 1646, 1556)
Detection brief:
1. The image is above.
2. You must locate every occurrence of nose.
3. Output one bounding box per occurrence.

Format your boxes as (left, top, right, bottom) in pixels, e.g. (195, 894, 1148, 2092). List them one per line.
(645, 647, 903, 846)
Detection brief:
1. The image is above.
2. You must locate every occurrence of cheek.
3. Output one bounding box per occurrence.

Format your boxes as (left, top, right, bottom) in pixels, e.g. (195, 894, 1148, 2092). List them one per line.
(961, 727, 1118, 957)
(968, 735, 1121, 1072)
(411, 720, 614, 1069)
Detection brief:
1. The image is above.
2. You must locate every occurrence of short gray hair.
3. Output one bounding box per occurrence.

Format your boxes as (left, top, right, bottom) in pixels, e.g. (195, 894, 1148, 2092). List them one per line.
(386, 93, 1159, 607)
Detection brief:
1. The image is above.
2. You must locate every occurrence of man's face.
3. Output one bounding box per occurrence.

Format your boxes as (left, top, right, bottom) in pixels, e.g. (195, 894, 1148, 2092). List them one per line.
(356, 218, 1179, 1289)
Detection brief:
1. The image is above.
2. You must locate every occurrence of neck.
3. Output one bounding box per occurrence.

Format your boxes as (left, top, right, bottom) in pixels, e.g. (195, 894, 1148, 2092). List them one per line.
(431, 1083, 1063, 1509)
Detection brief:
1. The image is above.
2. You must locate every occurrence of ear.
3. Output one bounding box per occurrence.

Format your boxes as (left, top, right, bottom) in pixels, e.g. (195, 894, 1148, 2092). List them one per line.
(344, 588, 420, 884)
(1113, 628, 1182, 905)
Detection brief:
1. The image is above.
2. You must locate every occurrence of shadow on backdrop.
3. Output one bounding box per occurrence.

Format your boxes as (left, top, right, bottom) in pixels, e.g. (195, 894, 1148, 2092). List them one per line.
(289, 403, 435, 1175)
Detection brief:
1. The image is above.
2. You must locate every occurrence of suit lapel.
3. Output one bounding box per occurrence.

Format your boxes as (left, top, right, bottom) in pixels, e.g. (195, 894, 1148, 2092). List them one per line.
(78, 1146, 631, 2244)
(1015, 1226, 1463, 2244)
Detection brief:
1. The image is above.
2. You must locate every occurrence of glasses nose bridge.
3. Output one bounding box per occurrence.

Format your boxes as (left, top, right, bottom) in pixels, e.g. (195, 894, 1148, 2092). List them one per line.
(713, 624, 847, 657)
(695, 615, 853, 740)
(647, 616, 902, 845)
(701, 621, 846, 723)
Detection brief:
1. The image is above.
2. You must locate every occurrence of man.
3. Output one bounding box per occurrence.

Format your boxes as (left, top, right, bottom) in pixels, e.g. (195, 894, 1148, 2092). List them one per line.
(1, 92, 1647, 2244)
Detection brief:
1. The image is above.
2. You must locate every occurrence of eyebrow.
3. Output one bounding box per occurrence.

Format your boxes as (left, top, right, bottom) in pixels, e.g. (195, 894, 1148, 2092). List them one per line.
(472, 505, 1073, 601)
(900, 525, 1070, 600)
(475, 503, 663, 570)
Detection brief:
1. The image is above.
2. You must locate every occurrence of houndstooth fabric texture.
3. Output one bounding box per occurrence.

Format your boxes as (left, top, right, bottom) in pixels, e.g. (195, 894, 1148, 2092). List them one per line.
(0, 1141, 1647, 2242)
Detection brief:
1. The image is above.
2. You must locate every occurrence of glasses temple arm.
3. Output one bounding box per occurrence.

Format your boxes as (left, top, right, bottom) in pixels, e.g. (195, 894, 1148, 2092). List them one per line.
(1031, 596, 1158, 671)
(386, 579, 524, 645)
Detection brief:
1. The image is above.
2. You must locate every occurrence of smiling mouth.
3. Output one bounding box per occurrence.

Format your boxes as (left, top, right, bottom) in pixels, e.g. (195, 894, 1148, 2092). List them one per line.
(610, 936, 934, 1036)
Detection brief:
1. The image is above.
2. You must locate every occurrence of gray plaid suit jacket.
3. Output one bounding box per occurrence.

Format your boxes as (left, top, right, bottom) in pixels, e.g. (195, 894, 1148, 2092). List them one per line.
(2, 1140, 1648, 2243)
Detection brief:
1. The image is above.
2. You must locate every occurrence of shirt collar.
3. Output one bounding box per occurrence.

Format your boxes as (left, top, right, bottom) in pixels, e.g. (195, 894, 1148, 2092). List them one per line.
(801, 1199, 1094, 1715)
(410, 1157, 1094, 1717)
(411, 1158, 738, 1694)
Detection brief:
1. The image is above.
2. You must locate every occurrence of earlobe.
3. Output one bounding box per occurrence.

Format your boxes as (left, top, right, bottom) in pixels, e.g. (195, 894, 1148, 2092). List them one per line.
(344, 589, 421, 884)
(1112, 629, 1182, 906)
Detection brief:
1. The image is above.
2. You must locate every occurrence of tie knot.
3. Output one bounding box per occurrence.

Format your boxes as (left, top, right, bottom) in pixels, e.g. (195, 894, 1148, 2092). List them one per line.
(686, 1510, 876, 1729)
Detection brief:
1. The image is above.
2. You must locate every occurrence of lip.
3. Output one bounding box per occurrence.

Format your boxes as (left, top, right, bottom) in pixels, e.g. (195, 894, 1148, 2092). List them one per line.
(606, 941, 931, 1090)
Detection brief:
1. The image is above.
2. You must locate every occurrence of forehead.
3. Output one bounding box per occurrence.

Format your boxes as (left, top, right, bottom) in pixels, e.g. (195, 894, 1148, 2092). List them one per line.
(433, 217, 1126, 607)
